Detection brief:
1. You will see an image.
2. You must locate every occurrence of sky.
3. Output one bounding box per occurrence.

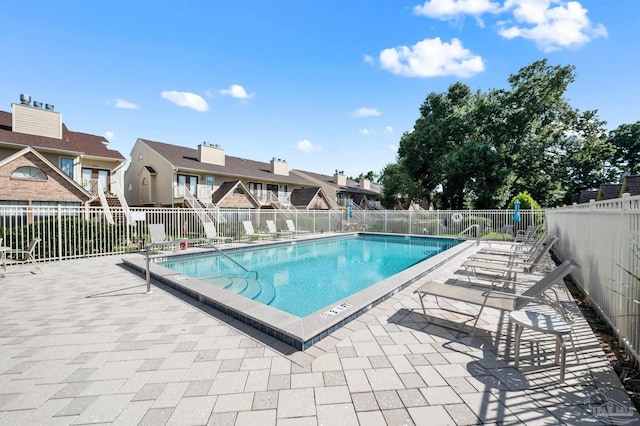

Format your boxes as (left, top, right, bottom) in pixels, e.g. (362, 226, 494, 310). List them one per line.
(1, 1, 638, 179)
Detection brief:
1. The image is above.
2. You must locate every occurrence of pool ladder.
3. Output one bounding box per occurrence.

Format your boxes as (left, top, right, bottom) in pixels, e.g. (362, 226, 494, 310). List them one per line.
(454, 224, 480, 246)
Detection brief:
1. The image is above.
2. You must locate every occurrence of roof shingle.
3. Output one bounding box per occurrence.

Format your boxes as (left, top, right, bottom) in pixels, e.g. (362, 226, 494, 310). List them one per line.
(0, 111, 125, 161)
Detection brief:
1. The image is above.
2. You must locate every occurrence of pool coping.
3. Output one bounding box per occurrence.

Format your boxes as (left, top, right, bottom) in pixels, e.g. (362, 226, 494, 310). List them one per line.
(122, 233, 476, 350)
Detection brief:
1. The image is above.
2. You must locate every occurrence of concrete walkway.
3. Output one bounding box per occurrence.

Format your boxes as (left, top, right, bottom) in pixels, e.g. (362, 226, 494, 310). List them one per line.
(0, 243, 638, 425)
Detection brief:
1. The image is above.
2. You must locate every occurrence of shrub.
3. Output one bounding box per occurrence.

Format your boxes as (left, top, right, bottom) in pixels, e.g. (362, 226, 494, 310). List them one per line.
(7, 218, 132, 259)
(508, 192, 541, 210)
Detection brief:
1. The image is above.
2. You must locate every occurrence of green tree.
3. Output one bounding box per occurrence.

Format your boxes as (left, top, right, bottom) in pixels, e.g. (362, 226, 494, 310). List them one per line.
(392, 59, 586, 208)
(558, 110, 617, 203)
(380, 162, 425, 208)
(508, 192, 541, 210)
(495, 60, 576, 206)
(609, 121, 640, 175)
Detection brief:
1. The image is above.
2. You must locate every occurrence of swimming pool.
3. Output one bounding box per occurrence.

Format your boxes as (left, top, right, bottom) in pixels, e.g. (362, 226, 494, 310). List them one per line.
(123, 233, 473, 349)
(158, 234, 455, 317)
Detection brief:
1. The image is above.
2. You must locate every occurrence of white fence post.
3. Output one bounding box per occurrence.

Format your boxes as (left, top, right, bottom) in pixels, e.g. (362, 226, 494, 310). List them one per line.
(57, 205, 63, 262)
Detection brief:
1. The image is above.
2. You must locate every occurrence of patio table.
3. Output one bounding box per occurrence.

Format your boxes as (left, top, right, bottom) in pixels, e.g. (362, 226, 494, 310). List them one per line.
(510, 309, 573, 382)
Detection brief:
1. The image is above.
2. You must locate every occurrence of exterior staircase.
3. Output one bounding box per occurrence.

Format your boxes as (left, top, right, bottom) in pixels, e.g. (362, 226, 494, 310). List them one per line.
(182, 186, 218, 228)
(87, 180, 133, 225)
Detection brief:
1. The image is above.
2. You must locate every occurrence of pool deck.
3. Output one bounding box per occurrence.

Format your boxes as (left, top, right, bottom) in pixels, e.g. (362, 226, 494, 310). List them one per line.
(0, 238, 639, 425)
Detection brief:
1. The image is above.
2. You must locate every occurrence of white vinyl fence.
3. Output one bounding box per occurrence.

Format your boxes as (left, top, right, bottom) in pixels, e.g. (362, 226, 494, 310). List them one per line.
(547, 194, 640, 363)
(0, 205, 542, 262)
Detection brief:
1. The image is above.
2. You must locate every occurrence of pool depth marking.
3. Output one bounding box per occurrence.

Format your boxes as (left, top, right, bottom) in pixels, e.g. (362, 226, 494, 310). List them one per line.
(320, 302, 353, 318)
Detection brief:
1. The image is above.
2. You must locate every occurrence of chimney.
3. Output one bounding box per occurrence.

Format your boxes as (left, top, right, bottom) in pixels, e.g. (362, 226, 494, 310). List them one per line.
(12, 94, 62, 139)
(334, 170, 346, 186)
(270, 157, 289, 176)
(359, 174, 371, 190)
(198, 142, 225, 166)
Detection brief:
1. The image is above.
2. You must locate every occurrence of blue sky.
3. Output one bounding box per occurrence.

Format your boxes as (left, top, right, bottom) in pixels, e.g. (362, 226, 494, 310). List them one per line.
(2, 1, 637, 178)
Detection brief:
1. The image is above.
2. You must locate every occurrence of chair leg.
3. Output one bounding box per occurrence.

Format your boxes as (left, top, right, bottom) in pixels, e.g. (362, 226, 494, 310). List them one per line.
(514, 324, 523, 369)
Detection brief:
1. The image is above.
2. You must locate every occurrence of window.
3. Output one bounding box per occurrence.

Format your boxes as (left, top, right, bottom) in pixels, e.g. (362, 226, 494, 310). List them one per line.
(138, 152, 143, 161)
(206, 176, 214, 192)
(60, 157, 74, 178)
(142, 178, 147, 185)
(177, 174, 198, 191)
(266, 184, 278, 196)
(11, 166, 46, 180)
(248, 182, 262, 198)
(82, 168, 110, 192)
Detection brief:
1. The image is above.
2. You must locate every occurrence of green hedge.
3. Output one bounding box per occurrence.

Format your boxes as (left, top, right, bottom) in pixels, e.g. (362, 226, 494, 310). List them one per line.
(6, 218, 133, 259)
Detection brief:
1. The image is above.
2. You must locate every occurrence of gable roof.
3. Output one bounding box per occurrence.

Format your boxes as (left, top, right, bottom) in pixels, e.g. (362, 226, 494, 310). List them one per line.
(622, 175, 640, 196)
(597, 183, 622, 200)
(290, 187, 331, 208)
(0, 146, 92, 200)
(140, 139, 313, 186)
(0, 111, 125, 161)
(579, 190, 598, 203)
(291, 169, 381, 196)
(210, 180, 260, 207)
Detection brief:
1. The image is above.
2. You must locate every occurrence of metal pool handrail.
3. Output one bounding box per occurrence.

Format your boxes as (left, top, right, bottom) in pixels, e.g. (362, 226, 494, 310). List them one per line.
(144, 238, 258, 293)
(205, 242, 259, 281)
(455, 224, 480, 246)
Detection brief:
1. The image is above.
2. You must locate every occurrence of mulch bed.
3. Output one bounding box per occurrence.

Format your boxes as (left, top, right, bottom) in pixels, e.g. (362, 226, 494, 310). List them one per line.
(563, 272, 640, 412)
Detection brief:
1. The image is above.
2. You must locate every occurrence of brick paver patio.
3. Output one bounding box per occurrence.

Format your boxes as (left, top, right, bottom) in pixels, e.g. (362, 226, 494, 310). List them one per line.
(0, 242, 638, 425)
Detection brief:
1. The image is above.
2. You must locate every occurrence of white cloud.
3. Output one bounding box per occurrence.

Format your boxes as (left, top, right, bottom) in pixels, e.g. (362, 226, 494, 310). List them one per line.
(389, 144, 398, 151)
(384, 126, 393, 134)
(363, 54, 374, 64)
(161, 91, 209, 112)
(115, 99, 138, 109)
(220, 84, 253, 99)
(413, 0, 501, 19)
(104, 131, 114, 140)
(352, 107, 382, 118)
(379, 37, 484, 78)
(359, 128, 372, 135)
(499, 0, 607, 52)
(295, 139, 321, 152)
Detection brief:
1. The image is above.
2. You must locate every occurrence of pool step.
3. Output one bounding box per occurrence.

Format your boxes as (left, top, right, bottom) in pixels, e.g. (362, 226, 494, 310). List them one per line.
(240, 277, 262, 300)
(201, 275, 276, 306)
(201, 277, 233, 288)
(225, 277, 248, 294)
(253, 279, 276, 305)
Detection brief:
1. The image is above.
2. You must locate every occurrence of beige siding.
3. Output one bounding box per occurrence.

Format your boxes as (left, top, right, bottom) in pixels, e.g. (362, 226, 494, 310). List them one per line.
(12, 103, 62, 139)
(124, 140, 175, 206)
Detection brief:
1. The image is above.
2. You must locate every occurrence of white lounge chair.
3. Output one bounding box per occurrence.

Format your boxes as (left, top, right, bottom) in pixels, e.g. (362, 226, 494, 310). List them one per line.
(203, 222, 232, 244)
(242, 221, 272, 241)
(148, 224, 167, 244)
(266, 220, 291, 239)
(286, 219, 309, 237)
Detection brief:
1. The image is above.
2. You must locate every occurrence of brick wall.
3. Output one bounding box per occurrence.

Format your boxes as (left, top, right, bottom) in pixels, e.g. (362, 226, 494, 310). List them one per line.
(0, 152, 89, 203)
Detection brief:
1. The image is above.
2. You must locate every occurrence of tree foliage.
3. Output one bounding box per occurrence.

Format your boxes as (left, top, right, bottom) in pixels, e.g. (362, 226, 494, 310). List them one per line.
(391, 59, 623, 208)
(508, 192, 541, 210)
(609, 121, 640, 175)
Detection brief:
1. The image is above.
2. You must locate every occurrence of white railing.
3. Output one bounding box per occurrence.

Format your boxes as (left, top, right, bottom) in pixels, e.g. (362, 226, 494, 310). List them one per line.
(112, 184, 134, 226)
(96, 181, 115, 225)
(0, 206, 543, 262)
(180, 185, 218, 228)
(547, 194, 640, 364)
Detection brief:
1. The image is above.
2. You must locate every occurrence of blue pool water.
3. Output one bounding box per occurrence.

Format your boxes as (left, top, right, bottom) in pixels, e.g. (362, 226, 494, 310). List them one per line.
(159, 234, 456, 317)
